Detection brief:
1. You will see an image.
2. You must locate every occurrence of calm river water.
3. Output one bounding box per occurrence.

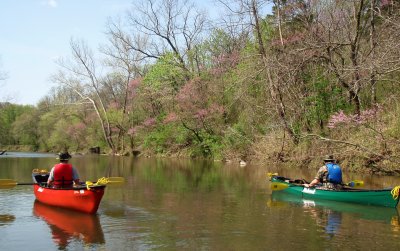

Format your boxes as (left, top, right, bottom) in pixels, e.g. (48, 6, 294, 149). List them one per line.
(1, 152, 400, 250)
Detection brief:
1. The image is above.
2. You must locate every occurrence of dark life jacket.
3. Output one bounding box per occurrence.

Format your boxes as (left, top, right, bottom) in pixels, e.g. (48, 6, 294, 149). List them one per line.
(53, 163, 73, 187)
(326, 163, 342, 184)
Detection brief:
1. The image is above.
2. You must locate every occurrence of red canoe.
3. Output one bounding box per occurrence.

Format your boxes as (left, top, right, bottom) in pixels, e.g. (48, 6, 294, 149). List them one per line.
(32, 171, 106, 214)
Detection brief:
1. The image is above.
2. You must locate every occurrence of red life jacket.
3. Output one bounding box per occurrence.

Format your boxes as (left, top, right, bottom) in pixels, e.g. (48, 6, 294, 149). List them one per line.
(53, 163, 73, 187)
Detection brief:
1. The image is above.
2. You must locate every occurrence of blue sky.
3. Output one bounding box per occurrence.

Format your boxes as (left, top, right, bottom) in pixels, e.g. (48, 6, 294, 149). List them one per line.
(0, 0, 233, 105)
(0, 0, 134, 105)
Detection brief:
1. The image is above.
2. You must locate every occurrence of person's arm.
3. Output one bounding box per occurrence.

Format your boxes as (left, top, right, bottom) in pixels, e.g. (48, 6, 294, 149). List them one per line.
(47, 168, 54, 186)
(304, 166, 326, 188)
(304, 178, 320, 188)
(72, 167, 80, 185)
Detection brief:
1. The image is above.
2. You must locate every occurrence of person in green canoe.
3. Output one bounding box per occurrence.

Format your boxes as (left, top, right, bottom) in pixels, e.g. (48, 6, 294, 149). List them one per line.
(304, 154, 343, 189)
(47, 152, 80, 188)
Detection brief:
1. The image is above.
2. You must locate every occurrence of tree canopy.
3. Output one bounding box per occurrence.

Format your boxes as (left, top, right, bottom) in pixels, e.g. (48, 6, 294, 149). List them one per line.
(2, 0, 400, 174)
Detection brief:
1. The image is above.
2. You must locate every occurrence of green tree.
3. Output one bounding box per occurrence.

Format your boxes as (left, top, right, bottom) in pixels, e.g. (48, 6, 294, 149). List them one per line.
(0, 103, 34, 145)
(11, 109, 40, 149)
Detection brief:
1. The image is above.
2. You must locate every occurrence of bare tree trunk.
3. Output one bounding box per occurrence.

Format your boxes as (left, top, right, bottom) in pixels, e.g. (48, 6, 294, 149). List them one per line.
(251, 0, 298, 144)
(349, 0, 365, 115)
(370, 0, 377, 104)
(276, 0, 284, 46)
(57, 39, 117, 154)
(251, 0, 266, 57)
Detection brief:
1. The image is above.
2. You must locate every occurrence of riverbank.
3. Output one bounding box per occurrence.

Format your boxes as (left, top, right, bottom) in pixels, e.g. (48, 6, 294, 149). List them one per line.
(3, 128, 400, 177)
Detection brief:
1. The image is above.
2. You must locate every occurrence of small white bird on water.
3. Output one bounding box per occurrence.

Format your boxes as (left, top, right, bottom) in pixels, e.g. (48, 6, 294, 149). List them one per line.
(239, 160, 247, 167)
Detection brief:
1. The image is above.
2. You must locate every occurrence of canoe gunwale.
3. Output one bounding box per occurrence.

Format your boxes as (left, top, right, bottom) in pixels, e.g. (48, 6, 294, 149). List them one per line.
(35, 183, 106, 190)
(32, 172, 106, 190)
(287, 183, 393, 193)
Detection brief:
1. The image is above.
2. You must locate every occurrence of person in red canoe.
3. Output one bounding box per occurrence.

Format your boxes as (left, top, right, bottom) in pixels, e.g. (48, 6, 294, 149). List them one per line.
(47, 152, 80, 188)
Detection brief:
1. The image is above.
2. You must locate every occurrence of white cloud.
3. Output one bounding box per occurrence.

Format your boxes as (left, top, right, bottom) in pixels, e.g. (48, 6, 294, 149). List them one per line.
(42, 0, 58, 8)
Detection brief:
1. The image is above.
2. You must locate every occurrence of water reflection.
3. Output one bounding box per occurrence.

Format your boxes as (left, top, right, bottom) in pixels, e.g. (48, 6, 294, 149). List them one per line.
(2, 154, 400, 250)
(304, 203, 342, 238)
(268, 192, 400, 235)
(0, 214, 15, 226)
(33, 201, 105, 248)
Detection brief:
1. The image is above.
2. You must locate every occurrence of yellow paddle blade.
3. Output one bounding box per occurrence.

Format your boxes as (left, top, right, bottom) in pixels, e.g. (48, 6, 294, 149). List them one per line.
(347, 180, 364, 188)
(267, 173, 278, 179)
(107, 177, 125, 184)
(86, 177, 125, 188)
(0, 214, 15, 224)
(0, 179, 18, 188)
(270, 181, 289, 191)
(353, 180, 364, 187)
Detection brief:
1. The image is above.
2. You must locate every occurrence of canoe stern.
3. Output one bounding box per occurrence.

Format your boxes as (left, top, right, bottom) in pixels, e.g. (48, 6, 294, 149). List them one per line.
(34, 184, 105, 214)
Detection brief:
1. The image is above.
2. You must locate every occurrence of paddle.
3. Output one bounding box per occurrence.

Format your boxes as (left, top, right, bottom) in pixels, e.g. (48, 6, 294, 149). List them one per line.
(106, 177, 125, 184)
(85, 177, 126, 186)
(0, 179, 34, 187)
(267, 173, 364, 189)
(270, 180, 364, 191)
(0, 177, 125, 188)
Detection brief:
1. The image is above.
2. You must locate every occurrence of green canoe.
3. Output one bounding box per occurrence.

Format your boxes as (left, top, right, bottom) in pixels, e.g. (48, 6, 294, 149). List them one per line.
(269, 175, 400, 208)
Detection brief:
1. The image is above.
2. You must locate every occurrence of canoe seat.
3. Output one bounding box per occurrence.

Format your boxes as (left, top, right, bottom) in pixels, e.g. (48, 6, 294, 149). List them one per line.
(292, 179, 307, 184)
(33, 174, 49, 183)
